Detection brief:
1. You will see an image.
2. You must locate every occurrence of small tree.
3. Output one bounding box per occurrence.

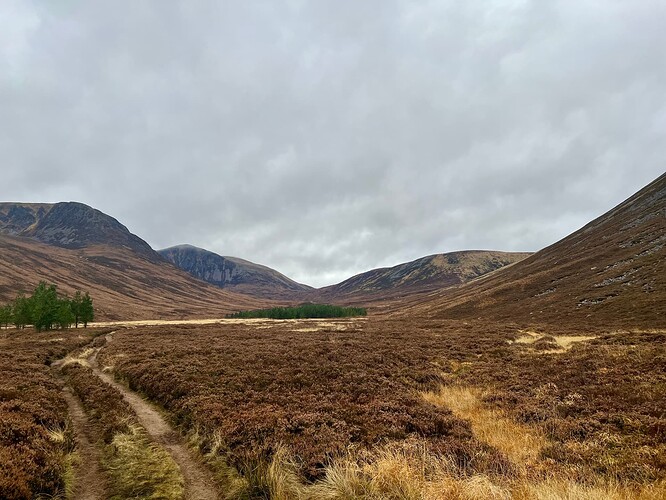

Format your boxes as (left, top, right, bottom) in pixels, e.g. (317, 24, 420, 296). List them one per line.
(13, 294, 32, 329)
(31, 282, 59, 332)
(70, 291, 83, 328)
(80, 292, 94, 328)
(57, 300, 74, 330)
(0, 305, 12, 329)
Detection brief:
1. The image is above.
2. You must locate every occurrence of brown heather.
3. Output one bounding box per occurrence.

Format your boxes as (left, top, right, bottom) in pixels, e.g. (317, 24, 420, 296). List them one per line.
(0, 329, 102, 499)
(98, 318, 666, 497)
(99, 321, 514, 485)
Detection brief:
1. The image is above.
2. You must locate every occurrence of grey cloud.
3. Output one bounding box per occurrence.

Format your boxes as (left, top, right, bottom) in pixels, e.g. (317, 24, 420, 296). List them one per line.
(1, 1, 664, 286)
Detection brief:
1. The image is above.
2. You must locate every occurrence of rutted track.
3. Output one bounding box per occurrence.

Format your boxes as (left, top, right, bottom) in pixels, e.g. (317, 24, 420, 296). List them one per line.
(59, 385, 108, 500)
(90, 333, 218, 500)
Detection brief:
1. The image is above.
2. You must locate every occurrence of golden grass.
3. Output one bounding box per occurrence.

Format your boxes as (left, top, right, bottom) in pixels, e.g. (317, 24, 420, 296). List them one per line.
(89, 317, 368, 329)
(186, 421, 666, 500)
(510, 331, 598, 353)
(305, 444, 514, 500)
(58, 452, 79, 500)
(106, 424, 184, 500)
(419, 385, 666, 500)
(422, 386, 546, 468)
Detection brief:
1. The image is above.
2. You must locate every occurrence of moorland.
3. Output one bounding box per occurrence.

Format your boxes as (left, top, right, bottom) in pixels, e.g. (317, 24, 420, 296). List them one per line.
(0, 174, 664, 499)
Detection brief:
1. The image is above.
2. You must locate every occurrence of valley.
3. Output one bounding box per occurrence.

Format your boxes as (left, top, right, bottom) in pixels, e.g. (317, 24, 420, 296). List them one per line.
(0, 174, 664, 499)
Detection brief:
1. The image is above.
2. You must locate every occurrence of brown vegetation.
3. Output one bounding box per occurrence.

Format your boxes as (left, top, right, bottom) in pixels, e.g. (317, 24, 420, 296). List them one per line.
(99, 321, 513, 489)
(0, 329, 100, 499)
(97, 318, 666, 497)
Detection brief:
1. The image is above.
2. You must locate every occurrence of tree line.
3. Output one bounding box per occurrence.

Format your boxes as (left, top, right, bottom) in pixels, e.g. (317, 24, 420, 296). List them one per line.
(227, 303, 367, 319)
(0, 282, 94, 331)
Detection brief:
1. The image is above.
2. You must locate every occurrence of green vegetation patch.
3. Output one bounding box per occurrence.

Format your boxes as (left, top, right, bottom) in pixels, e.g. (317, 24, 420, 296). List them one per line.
(0, 281, 94, 331)
(227, 303, 367, 319)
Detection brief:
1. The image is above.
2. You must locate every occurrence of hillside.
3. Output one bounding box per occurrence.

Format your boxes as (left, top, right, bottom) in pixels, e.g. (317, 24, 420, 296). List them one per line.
(315, 251, 530, 304)
(159, 244, 313, 299)
(402, 173, 666, 327)
(0, 202, 157, 261)
(0, 203, 271, 320)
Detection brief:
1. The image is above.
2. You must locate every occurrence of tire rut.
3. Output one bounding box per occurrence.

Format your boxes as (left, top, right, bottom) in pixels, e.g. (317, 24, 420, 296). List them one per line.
(59, 384, 109, 500)
(90, 333, 219, 500)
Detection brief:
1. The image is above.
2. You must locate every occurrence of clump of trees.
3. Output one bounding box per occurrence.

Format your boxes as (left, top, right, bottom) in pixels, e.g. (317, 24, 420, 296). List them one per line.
(227, 303, 367, 319)
(0, 282, 94, 331)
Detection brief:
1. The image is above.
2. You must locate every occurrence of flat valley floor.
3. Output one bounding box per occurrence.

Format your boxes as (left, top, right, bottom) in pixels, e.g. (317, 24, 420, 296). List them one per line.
(2, 317, 665, 499)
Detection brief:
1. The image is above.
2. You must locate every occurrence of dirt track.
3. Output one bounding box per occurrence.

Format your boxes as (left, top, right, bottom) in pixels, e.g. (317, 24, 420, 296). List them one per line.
(90, 333, 218, 500)
(59, 385, 108, 500)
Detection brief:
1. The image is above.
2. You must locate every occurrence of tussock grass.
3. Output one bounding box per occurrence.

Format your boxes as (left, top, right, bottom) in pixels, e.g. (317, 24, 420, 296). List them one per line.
(422, 385, 547, 469)
(511, 331, 598, 354)
(61, 451, 79, 500)
(421, 385, 666, 500)
(106, 424, 184, 500)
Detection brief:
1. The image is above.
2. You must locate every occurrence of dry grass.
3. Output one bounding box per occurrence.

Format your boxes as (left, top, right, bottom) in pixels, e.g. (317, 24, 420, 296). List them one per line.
(106, 425, 184, 500)
(421, 384, 666, 500)
(510, 331, 598, 354)
(96, 320, 665, 498)
(422, 386, 547, 469)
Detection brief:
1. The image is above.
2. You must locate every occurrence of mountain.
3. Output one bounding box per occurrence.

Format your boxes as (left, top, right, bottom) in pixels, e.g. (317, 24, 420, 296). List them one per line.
(0, 202, 157, 261)
(159, 245, 313, 299)
(401, 173, 666, 328)
(0, 203, 271, 320)
(315, 251, 531, 304)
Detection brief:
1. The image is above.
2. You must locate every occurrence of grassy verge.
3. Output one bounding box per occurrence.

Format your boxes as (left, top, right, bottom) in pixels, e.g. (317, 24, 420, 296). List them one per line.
(61, 361, 184, 499)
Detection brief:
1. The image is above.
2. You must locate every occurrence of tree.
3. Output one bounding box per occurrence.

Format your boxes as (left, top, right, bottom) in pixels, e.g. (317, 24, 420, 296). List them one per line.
(13, 294, 32, 329)
(31, 282, 59, 332)
(80, 292, 94, 328)
(0, 305, 12, 329)
(57, 300, 74, 329)
(70, 291, 83, 328)
(2, 283, 94, 331)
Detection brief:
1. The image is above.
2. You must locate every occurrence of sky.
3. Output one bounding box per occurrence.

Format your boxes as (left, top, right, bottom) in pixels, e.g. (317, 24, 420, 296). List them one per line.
(1, 1, 664, 287)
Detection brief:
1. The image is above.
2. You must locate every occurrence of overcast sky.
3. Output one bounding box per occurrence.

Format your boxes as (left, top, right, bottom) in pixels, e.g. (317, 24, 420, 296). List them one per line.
(1, 1, 664, 287)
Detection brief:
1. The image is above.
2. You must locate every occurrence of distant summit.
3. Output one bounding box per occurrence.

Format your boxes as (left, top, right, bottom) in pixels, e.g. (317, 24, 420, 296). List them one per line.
(315, 250, 531, 303)
(0, 202, 157, 261)
(159, 245, 313, 299)
(0, 203, 269, 320)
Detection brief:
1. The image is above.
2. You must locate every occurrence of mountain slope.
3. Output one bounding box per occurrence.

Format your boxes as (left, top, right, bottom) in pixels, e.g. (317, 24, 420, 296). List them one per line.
(402, 173, 666, 328)
(315, 251, 531, 304)
(159, 245, 313, 299)
(0, 202, 157, 260)
(0, 203, 272, 320)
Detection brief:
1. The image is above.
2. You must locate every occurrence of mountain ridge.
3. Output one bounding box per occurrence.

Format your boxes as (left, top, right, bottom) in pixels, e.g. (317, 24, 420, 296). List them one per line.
(398, 172, 666, 328)
(313, 250, 531, 304)
(0, 201, 158, 261)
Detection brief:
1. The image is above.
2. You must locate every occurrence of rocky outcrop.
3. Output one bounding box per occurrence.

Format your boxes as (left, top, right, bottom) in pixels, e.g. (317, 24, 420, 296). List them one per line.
(159, 245, 312, 299)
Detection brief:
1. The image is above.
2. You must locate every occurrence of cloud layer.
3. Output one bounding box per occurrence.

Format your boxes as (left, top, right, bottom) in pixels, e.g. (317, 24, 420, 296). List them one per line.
(2, 1, 664, 286)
